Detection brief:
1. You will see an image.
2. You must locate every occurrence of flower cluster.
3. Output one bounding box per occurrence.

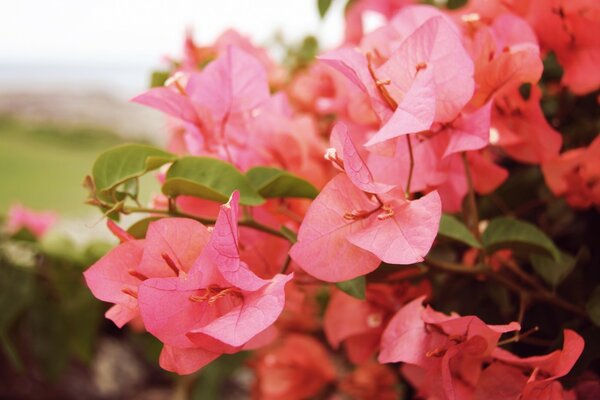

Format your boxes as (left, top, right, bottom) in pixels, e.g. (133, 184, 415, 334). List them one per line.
(83, 0, 600, 398)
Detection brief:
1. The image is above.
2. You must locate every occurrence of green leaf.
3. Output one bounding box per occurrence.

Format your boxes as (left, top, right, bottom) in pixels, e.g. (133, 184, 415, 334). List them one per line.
(586, 286, 600, 327)
(280, 226, 298, 243)
(92, 144, 176, 202)
(150, 70, 170, 88)
(162, 156, 264, 206)
(438, 214, 482, 248)
(530, 251, 577, 288)
(318, 0, 333, 18)
(481, 217, 560, 261)
(127, 217, 163, 239)
(336, 276, 366, 300)
(246, 166, 318, 199)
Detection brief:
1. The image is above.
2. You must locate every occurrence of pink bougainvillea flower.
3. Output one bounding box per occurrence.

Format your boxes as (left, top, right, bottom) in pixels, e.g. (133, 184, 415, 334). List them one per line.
(133, 45, 271, 166)
(84, 217, 210, 328)
(339, 361, 399, 400)
(373, 16, 474, 126)
(290, 124, 441, 282)
(322, 12, 474, 147)
(542, 134, 600, 209)
(250, 334, 336, 400)
(6, 204, 57, 238)
(506, 0, 600, 95)
(324, 281, 430, 364)
(463, 12, 543, 107)
(492, 86, 562, 164)
(137, 192, 293, 374)
(379, 296, 520, 400)
(489, 329, 584, 399)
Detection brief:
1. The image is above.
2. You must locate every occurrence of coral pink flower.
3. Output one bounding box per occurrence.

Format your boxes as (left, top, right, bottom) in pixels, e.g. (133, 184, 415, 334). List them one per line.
(488, 329, 584, 399)
(6, 204, 57, 238)
(85, 192, 292, 374)
(542, 134, 600, 209)
(84, 217, 210, 328)
(137, 192, 292, 374)
(290, 124, 441, 282)
(339, 361, 399, 400)
(492, 86, 562, 164)
(324, 281, 430, 363)
(379, 296, 520, 400)
(250, 334, 336, 400)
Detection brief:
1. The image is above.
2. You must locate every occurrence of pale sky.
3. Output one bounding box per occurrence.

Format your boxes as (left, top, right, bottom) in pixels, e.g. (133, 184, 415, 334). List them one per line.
(0, 0, 345, 66)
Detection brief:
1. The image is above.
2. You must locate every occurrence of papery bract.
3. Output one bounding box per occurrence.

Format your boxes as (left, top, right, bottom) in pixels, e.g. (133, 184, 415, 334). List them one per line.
(137, 192, 293, 374)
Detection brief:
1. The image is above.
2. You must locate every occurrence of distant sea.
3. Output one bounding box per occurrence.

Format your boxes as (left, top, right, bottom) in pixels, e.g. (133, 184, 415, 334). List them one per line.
(0, 63, 157, 99)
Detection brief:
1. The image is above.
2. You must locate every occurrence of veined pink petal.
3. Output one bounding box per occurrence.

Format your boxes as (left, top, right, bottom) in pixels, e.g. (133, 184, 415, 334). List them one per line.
(138, 218, 211, 278)
(138, 276, 212, 348)
(131, 86, 199, 124)
(319, 47, 392, 121)
(159, 344, 220, 375)
(443, 102, 492, 157)
(187, 45, 270, 119)
(289, 174, 381, 282)
(195, 191, 268, 292)
(378, 296, 439, 364)
(188, 273, 293, 347)
(104, 304, 139, 329)
(83, 240, 145, 326)
(377, 16, 474, 123)
(347, 191, 441, 265)
(333, 123, 395, 193)
(365, 67, 435, 146)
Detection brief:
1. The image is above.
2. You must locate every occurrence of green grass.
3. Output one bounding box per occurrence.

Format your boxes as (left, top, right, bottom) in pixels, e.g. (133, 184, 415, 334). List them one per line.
(0, 117, 156, 216)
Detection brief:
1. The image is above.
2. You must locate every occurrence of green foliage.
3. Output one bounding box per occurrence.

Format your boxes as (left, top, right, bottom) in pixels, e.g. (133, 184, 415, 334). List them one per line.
(586, 286, 600, 327)
(127, 216, 163, 239)
(335, 275, 366, 300)
(150, 70, 170, 88)
(438, 214, 481, 248)
(162, 156, 265, 206)
(318, 0, 334, 18)
(246, 166, 318, 199)
(0, 233, 107, 380)
(530, 251, 577, 288)
(482, 217, 560, 260)
(92, 144, 176, 203)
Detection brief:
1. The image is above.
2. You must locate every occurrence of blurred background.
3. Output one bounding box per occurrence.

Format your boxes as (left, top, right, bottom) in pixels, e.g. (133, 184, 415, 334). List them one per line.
(0, 1, 344, 398)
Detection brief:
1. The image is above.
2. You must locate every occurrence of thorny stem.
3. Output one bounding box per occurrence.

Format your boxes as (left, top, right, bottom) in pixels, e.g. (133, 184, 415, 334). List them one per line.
(405, 135, 415, 198)
(461, 152, 481, 241)
(123, 206, 290, 241)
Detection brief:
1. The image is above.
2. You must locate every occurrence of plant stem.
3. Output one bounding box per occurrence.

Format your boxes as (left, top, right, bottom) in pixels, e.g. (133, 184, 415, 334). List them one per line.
(461, 152, 481, 241)
(123, 206, 290, 241)
(405, 135, 415, 198)
(425, 256, 588, 319)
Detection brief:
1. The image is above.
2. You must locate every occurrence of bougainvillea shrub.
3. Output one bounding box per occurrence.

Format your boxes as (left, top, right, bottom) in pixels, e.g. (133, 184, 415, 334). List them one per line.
(82, 0, 600, 398)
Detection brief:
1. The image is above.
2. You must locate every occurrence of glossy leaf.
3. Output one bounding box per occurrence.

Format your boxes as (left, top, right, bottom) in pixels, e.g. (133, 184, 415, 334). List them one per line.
(246, 166, 318, 199)
(481, 217, 560, 261)
(335, 275, 366, 300)
(438, 214, 482, 249)
(162, 156, 264, 206)
(530, 251, 577, 288)
(92, 144, 176, 202)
